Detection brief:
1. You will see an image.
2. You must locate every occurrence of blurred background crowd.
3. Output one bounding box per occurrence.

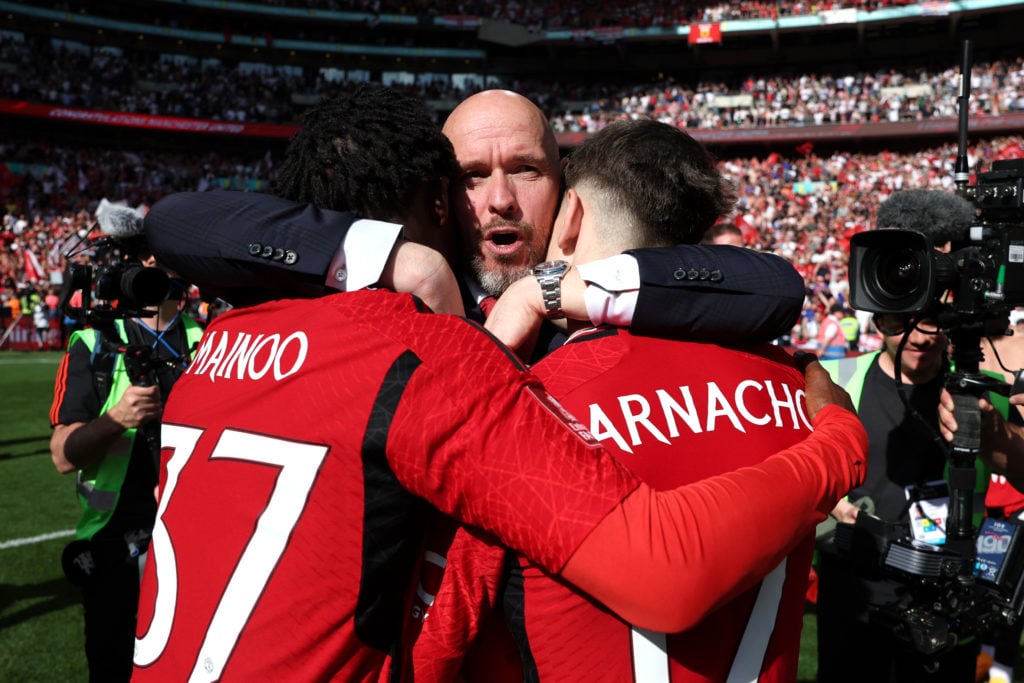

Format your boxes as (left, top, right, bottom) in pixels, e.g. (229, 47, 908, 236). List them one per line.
(2, 0, 1023, 353)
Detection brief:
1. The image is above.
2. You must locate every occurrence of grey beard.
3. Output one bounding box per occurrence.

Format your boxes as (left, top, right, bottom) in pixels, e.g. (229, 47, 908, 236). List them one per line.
(469, 255, 536, 297)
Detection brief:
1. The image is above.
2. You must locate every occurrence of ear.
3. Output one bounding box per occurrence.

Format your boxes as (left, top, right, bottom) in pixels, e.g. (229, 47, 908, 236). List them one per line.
(556, 188, 583, 256)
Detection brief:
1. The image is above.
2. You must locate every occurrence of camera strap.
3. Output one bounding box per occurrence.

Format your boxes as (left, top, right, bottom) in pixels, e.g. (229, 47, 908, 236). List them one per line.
(134, 311, 187, 368)
(88, 327, 119, 408)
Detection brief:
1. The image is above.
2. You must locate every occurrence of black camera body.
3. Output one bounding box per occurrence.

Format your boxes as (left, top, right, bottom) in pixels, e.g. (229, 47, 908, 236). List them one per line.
(834, 513, 1024, 654)
(59, 236, 170, 325)
(850, 158, 1024, 324)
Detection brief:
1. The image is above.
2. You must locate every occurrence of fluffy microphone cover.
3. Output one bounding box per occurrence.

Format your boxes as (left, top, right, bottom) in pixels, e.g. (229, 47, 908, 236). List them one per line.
(875, 189, 977, 246)
(95, 198, 145, 239)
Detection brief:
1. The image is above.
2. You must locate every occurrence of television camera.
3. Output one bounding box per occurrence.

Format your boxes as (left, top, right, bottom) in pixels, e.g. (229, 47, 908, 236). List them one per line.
(838, 39, 1024, 656)
(58, 200, 180, 466)
(58, 199, 171, 327)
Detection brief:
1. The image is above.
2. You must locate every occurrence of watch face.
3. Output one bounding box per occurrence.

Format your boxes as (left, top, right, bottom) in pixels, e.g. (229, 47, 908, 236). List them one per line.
(535, 260, 568, 276)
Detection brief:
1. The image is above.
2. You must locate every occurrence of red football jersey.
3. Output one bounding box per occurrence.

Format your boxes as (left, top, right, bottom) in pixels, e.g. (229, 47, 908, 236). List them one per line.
(131, 291, 638, 682)
(517, 329, 814, 683)
(409, 328, 815, 683)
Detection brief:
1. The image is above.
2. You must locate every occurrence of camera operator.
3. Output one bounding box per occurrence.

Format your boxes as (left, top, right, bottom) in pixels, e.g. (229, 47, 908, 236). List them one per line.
(47, 228, 203, 682)
(816, 189, 987, 683)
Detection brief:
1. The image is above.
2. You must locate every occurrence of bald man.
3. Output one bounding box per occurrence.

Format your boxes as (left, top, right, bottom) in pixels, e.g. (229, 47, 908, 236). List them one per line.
(144, 88, 804, 344)
(443, 90, 562, 299)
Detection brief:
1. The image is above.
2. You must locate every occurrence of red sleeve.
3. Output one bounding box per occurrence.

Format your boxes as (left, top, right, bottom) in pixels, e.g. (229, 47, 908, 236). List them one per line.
(387, 353, 641, 573)
(405, 519, 509, 683)
(561, 404, 867, 633)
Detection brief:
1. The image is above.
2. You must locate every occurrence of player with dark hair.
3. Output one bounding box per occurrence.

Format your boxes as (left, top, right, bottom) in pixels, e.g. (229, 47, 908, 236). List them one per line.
(406, 119, 824, 683)
(132, 87, 867, 681)
(274, 84, 456, 229)
(146, 86, 462, 314)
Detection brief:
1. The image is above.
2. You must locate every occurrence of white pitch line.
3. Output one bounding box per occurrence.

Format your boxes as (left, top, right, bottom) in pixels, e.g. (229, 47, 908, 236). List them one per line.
(0, 529, 75, 549)
(0, 355, 61, 365)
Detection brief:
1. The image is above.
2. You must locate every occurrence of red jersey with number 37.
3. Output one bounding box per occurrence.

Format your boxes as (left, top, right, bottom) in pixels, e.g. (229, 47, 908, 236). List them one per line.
(131, 291, 638, 682)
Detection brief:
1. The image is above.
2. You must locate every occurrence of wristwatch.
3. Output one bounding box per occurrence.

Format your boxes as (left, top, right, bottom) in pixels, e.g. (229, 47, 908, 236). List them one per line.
(533, 259, 570, 320)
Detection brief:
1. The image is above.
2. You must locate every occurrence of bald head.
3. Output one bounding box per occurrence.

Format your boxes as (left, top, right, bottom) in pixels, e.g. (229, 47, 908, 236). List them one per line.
(443, 90, 559, 166)
(443, 90, 562, 296)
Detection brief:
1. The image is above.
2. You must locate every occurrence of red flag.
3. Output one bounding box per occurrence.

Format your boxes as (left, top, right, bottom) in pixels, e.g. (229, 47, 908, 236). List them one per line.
(688, 23, 722, 45)
(733, 214, 756, 243)
(795, 141, 814, 157)
(22, 247, 43, 282)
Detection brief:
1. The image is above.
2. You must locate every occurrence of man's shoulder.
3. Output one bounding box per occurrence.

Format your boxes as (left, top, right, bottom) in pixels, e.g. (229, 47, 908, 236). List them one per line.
(536, 328, 800, 387)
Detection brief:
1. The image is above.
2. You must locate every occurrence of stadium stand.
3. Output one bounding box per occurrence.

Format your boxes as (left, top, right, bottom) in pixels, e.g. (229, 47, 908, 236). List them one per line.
(2, 0, 1023, 356)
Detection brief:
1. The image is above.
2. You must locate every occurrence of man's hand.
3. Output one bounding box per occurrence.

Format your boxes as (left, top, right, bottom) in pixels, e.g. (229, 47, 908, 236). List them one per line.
(484, 276, 546, 358)
(106, 385, 162, 429)
(382, 240, 464, 315)
(939, 388, 1024, 480)
(485, 267, 590, 359)
(830, 498, 860, 524)
(51, 385, 162, 474)
(794, 352, 856, 421)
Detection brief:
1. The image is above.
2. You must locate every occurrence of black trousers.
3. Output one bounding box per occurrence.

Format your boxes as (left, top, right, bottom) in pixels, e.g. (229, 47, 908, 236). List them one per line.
(80, 555, 142, 683)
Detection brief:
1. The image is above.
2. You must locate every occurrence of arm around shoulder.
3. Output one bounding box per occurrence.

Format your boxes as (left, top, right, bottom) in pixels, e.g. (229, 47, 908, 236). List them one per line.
(627, 245, 805, 343)
(560, 404, 867, 632)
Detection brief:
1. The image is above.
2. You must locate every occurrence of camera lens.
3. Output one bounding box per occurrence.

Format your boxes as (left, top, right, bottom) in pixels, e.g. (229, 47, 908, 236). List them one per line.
(874, 248, 923, 299)
(121, 265, 170, 306)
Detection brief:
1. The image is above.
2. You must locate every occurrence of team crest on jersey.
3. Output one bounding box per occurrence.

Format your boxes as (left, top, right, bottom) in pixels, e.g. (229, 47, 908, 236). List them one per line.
(527, 385, 601, 448)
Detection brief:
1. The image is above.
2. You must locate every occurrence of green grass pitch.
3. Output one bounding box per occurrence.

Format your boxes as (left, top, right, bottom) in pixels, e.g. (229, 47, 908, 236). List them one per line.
(1, 351, 85, 682)
(5, 350, 1021, 682)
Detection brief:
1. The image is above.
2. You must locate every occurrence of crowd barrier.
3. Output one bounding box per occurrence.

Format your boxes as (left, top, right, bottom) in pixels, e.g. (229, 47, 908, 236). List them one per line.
(0, 315, 62, 351)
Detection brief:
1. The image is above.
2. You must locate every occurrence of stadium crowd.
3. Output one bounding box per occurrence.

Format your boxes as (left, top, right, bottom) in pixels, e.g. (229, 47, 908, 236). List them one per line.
(3, 32, 1022, 130)
(548, 59, 1024, 132)
(4, 125, 1022, 351)
(244, 0, 923, 29)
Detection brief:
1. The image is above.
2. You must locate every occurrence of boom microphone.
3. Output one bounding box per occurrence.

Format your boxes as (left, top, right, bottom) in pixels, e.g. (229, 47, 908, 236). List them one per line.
(95, 198, 145, 239)
(875, 189, 977, 247)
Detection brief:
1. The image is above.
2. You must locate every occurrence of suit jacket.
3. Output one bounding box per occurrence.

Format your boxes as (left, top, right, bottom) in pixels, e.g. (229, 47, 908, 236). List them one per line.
(145, 191, 805, 342)
(627, 245, 805, 344)
(145, 191, 358, 308)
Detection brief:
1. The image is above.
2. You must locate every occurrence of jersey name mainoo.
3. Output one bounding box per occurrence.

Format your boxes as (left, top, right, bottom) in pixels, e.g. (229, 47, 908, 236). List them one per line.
(186, 329, 308, 383)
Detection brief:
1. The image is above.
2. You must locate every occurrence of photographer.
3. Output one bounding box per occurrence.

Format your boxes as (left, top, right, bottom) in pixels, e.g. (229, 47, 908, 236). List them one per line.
(816, 189, 987, 683)
(47, 220, 203, 682)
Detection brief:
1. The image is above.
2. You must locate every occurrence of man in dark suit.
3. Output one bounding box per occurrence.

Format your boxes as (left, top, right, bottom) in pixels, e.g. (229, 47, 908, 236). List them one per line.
(144, 88, 804, 343)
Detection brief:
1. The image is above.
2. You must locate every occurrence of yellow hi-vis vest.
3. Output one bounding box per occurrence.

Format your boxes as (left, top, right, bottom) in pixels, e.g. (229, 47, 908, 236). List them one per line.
(819, 351, 1002, 526)
(71, 316, 203, 540)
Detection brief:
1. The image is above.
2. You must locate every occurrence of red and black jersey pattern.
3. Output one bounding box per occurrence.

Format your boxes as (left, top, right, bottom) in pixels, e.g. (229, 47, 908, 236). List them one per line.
(509, 329, 814, 683)
(132, 291, 639, 682)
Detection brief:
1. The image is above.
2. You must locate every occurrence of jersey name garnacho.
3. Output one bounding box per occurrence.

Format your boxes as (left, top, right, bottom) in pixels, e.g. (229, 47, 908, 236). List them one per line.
(513, 328, 814, 683)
